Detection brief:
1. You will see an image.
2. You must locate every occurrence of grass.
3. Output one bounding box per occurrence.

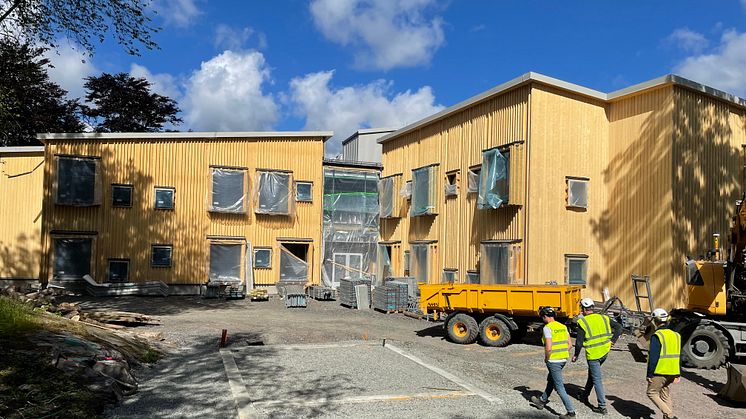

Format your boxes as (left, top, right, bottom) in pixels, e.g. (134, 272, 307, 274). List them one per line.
(0, 296, 40, 337)
(140, 347, 161, 364)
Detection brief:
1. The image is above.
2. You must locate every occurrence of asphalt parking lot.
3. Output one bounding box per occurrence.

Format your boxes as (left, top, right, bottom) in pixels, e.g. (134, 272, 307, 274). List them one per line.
(93, 296, 744, 419)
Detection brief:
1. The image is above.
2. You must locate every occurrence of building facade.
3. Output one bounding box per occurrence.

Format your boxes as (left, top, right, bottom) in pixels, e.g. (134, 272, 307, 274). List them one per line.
(378, 73, 746, 309)
(341, 128, 395, 163)
(0, 147, 45, 283)
(38, 132, 331, 293)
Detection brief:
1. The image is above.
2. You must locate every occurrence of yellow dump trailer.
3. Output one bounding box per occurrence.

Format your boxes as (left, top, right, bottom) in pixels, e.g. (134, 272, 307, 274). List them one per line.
(419, 283, 583, 347)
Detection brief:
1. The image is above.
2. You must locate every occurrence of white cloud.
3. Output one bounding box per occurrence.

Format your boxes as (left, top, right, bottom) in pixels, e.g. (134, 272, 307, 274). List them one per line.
(183, 50, 278, 131)
(289, 70, 443, 156)
(309, 0, 445, 70)
(214, 25, 267, 51)
(665, 28, 708, 53)
(43, 42, 98, 100)
(129, 63, 182, 100)
(155, 0, 201, 28)
(674, 29, 746, 96)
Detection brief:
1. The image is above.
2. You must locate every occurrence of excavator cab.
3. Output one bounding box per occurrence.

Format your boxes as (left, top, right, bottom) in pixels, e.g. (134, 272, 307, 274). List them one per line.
(685, 259, 727, 316)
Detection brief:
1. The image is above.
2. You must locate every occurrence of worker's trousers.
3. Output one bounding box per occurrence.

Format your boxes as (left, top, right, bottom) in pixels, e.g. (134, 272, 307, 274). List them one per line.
(541, 361, 575, 413)
(646, 375, 676, 416)
(583, 354, 607, 408)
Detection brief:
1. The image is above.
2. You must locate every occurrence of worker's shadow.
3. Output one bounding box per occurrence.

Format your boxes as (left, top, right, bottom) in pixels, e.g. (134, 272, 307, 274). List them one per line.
(513, 385, 561, 416)
(606, 395, 655, 419)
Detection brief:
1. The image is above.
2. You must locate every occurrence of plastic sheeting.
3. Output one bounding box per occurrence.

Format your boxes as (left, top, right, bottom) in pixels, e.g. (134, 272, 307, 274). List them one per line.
(567, 179, 588, 208)
(411, 166, 436, 216)
(279, 245, 308, 282)
(53, 238, 92, 279)
(479, 242, 521, 285)
(441, 269, 457, 284)
(321, 169, 380, 288)
(255, 171, 294, 216)
(477, 148, 509, 209)
(378, 176, 394, 218)
(400, 181, 412, 198)
(376, 244, 392, 286)
(444, 183, 458, 197)
(209, 243, 242, 282)
(55, 156, 102, 206)
(467, 169, 480, 193)
(210, 168, 246, 213)
(411, 244, 429, 283)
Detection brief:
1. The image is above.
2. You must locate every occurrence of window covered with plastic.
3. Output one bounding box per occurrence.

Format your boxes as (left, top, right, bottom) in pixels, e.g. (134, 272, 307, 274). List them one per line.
(567, 178, 588, 209)
(56, 156, 101, 206)
(279, 245, 308, 282)
(411, 244, 429, 283)
(210, 168, 246, 213)
(255, 171, 293, 215)
(477, 148, 509, 209)
(378, 176, 395, 218)
(376, 244, 392, 286)
(442, 269, 457, 283)
(479, 242, 521, 285)
(467, 168, 480, 193)
(400, 180, 412, 199)
(566, 255, 588, 285)
(411, 166, 437, 216)
(209, 243, 242, 282)
(53, 238, 92, 279)
(445, 172, 458, 197)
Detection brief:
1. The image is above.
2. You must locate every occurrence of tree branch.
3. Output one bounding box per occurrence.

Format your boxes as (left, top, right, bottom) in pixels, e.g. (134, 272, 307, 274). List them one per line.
(0, 0, 23, 24)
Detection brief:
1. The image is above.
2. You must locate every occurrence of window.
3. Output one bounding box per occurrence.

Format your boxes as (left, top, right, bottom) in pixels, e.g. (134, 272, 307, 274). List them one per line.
(477, 148, 509, 209)
(154, 187, 175, 210)
(467, 167, 480, 193)
(209, 243, 242, 282)
(442, 269, 458, 283)
(411, 244, 429, 282)
(254, 248, 272, 268)
(411, 165, 437, 216)
(379, 176, 396, 218)
(256, 171, 292, 215)
(567, 177, 589, 209)
(403, 250, 410, 276)
(445, 171, 459, 197)
(108, 259, 129, 283)
(56, 156, 99, 206)
(53, 238, 92, 279)
(466, 270, 480, 284)
(565, 255, 588, 285)
(480, 241, 522, 285)
(112, 184, 133, 207)
(151, 245, 173, 267)
(401, 180, 412, 200)
(296, 181, 313, 202)
(210, 168, 246, 213)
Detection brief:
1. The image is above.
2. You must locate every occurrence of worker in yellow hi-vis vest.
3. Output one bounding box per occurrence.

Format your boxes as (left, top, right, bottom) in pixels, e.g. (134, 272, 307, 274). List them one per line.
(530, 307, 576, 419)
(646, 308, 682, 419)
(572, 297, 622, 415)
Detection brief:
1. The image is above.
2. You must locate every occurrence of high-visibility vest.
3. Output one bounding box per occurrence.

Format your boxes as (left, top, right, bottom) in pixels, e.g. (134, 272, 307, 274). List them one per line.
(651, 329, 681, 376)
(542, 321, 570, 361)
(578, 313, 613, 360)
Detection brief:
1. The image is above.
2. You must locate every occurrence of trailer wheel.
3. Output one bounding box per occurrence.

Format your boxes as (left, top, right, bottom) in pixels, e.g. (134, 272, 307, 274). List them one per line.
(446, 313, 479, 344)
(479, 317, 512, 347)
(681, 324, 730, 370)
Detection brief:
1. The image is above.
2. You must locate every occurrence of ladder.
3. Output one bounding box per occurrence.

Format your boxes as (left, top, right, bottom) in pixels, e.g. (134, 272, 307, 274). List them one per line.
(631, 275, 655, 313)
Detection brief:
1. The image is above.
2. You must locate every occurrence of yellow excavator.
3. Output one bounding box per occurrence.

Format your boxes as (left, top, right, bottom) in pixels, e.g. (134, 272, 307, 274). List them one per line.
(674, 198, 746, 369)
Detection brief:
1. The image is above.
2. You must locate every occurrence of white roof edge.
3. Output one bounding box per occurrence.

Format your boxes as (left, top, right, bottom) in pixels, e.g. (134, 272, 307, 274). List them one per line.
(341, 127, 398, 145)
(36, 131, 334, 141)
(0, 146, 45, 154)
(378, 72, 746, 144)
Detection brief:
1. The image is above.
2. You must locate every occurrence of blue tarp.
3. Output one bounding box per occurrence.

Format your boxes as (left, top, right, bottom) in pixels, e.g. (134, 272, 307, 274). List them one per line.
(477, 148, 509, 209)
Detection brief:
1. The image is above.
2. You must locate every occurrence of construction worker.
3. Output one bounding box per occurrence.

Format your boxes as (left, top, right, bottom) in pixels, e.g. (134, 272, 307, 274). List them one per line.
(646, 308, 681, 419)
(530, 306, 576, 418)
(572, 297, 623, 415)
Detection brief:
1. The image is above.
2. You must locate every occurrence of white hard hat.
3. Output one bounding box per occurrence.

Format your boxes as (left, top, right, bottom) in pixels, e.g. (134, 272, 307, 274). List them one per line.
(652, 308, 669, 322)
(580, 298, 595, 309)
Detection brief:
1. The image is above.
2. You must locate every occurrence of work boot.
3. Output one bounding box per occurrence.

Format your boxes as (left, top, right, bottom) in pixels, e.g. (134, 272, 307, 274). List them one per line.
(529, 395, 547, 410)
(558, 412, 576, 419)
(591, 405, 608, 415)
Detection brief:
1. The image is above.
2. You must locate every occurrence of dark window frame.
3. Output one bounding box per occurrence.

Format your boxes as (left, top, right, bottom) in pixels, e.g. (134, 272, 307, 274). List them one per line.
(112, 184, 133, 208)
(254, 247, 272, 269)
(565, 254, 588, 285)
(55, 155, 99, 206)
(107, 258, 130, 283)
(151, 245, 173, 268)
(154, 186, 176, 210)
(295, 181, 313, 202)
(209, 167, 247, 214)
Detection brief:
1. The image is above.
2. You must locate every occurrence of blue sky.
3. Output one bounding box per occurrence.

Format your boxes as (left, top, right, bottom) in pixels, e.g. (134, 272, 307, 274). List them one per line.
(42, 0, 746, 155)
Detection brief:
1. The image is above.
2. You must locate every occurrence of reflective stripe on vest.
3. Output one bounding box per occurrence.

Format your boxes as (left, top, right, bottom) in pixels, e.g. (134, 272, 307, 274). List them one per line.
(651, 329, 681, 376)
(542, 321, 570, 361)
(578, 313, 613, 360)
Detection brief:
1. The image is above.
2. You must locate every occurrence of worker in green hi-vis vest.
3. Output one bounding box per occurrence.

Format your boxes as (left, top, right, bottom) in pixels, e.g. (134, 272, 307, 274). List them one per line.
(646, 308, 682, 419)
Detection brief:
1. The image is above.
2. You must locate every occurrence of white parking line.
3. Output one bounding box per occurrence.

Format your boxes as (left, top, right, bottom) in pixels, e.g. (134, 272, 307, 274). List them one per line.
(219, 349, 262, 419)
(383, 343, 503, 405)
(232, 341, 380, 351)
(252, 390, 475, 407)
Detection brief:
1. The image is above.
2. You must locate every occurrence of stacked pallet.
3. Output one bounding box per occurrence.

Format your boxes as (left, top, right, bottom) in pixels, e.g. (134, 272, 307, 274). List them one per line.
(306, 285, 337, 301)
(372, 285, 398, 312)
(283, 285, 307, 308)
(386, 280, 409, 310)
(339, 278, 371, 308)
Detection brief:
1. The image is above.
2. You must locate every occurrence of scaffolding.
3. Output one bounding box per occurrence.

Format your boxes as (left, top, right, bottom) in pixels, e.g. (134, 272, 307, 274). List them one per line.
(322, 168, 380, 288)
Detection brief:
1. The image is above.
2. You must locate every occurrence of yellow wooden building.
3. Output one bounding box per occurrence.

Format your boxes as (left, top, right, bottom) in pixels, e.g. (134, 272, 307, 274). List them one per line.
(0, 147, 45, 283)
(37, 132, 331, 293)
(377, 73, 746, 310)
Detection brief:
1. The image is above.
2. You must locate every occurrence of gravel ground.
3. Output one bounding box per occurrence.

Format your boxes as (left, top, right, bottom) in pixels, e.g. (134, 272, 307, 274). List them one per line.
(79, 296, 746, 419)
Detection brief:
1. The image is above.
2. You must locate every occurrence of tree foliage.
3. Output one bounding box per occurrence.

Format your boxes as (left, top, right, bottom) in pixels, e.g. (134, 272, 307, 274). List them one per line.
(0, 40, 83, 146)
(82, 72, 182, 133)
(0, 0, 158, 56)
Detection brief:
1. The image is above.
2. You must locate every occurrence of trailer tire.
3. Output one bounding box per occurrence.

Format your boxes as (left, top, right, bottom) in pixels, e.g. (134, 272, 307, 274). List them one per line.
(446, 313, 479, 344)
(479, 317, 512, 347)
(681, 324, 730, 370)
